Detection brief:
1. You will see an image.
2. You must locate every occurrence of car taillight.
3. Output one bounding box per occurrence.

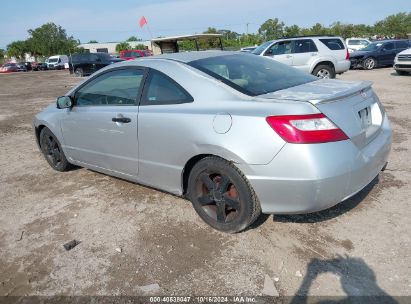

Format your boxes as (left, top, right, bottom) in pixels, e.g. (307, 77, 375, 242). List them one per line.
(266, 114, 348, 144)
(346, 48, 350, 60)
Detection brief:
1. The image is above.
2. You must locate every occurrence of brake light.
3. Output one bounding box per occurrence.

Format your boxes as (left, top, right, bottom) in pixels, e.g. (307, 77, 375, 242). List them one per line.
(266, 114, 348, 144)
(346, 48, 350, 60)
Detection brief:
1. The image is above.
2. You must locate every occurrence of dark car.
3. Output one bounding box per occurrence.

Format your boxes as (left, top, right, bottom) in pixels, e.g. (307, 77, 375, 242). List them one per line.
(350, 40, 411, 70)
(16, 63, 27, 72)
(69, 53, 124, 77)
(37, 62, 49, 71)
(19, 62, 33, 71)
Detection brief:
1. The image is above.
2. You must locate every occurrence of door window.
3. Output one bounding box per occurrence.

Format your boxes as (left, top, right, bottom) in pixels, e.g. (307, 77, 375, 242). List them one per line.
(395, 41, 409, 49)
(141, 70, 193, 105)
(293, 39, 318, 53)
(265, 41, 293, 56)
(74, 69, 144, 106)
(383, 43, 394, 51)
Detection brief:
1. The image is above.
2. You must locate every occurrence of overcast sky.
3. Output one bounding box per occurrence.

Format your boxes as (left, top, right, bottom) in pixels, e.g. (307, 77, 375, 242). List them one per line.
(1, 0, 410, 48)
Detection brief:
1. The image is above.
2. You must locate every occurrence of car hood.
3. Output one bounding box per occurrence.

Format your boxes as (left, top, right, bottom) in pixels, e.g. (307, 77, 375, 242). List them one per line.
(350, 50, 373, 58)
(398, 47, 411, 55)
(258, 79, 372, 105)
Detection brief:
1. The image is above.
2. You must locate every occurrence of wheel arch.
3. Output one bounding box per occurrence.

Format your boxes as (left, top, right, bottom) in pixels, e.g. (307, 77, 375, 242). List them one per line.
(181, 152, 246, 196)
(310, 60, 335, 74)
(34, 124, 47, 147)
(181, 154, 213, 196)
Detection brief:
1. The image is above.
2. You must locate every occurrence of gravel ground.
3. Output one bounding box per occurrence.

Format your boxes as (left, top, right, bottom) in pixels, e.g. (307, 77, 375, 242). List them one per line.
(0, 68, 410, 299)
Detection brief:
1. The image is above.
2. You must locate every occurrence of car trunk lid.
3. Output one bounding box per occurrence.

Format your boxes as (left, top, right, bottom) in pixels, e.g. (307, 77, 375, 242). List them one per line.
(259, 79, 385, 148)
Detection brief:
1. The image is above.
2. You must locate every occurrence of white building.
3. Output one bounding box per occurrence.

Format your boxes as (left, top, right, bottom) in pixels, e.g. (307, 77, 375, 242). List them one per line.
(78, 41, 152, 54)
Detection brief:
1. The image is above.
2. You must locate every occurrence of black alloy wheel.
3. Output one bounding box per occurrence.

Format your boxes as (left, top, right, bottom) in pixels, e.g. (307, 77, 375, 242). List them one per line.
(188, 156, 260, 233)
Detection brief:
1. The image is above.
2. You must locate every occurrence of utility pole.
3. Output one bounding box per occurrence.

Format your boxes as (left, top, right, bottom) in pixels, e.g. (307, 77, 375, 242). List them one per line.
(246, 22, 250, 35)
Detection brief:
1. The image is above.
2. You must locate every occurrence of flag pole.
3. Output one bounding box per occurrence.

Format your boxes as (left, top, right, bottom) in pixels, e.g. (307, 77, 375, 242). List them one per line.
(145, 23, 153, 39)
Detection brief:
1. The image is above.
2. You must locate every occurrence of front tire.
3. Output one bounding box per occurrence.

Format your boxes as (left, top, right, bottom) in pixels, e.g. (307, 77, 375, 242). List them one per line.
(40, 127, 72, 172)
(363, 57, 376, 70)
(74, 67, 84, 77)
(312, 64, 335, 79)
(187, 156, 261, 233)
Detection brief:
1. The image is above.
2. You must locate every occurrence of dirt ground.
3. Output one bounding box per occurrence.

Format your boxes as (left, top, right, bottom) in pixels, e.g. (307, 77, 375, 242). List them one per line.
(0, 68, 410, 299)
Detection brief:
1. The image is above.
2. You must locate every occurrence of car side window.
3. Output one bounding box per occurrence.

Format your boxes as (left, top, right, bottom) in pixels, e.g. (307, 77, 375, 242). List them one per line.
(395, 41, 409, 49)
(383, 43, 394, 51)
(74, 69, 144, 106)
(319, 39, 345, 50)
(141, 70, 193, 105)
(265, 41, 293, 56)
(293, 39, 318, 53)
(89, 54, 99, 62)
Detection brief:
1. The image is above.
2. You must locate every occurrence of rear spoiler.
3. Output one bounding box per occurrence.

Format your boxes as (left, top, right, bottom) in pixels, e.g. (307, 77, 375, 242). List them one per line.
(312, 81, 373, 105)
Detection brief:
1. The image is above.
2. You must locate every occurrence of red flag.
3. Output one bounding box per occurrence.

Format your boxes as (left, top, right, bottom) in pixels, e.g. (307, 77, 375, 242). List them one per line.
(139, 16, 147, 28)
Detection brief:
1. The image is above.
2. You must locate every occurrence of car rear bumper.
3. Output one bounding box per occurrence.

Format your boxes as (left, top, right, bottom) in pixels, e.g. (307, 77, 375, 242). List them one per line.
(335, 60, 351, 73)
(242, 115, 392, 214)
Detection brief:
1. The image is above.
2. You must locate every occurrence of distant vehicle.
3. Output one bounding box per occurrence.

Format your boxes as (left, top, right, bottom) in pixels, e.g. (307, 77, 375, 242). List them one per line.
(37, 62, 49, 71)
(394, 47, 411, 75)
(252, 36, 350, 79)
(345, 38, 371, 53)
(120, 49, 145, 60)
(46, 55, 69, 70)
(19, 62, 33, 71)
(240, 46, 257, 52)
(16, 63, 27, 72)
(350, 40, 411, 70)
(0, 63, 19, 73)
(69, 52, 124, 77)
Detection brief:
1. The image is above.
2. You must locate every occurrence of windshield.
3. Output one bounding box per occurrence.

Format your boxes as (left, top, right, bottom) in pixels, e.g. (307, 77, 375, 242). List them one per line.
(48, 58, 59, 63)
(189, 54, 317, 96)
(251, 41, 273, 55)
(360, 42, 383, 51)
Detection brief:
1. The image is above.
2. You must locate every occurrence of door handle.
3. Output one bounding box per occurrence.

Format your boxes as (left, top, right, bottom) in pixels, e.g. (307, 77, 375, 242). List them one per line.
(286, 55, 292, 58)
(112, 117, 131, 123)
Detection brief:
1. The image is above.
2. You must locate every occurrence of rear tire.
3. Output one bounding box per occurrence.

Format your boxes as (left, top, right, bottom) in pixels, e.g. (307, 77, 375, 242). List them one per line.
(363, 57, 376, 70)
(74, 67, 84, 77)
(187, 156, 261, 233)
(40, 127, 72, 172)
(312, 64, 336, 79)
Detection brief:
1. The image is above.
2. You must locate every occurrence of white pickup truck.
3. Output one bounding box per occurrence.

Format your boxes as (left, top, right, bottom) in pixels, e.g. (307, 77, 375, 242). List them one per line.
(394, 48, 411, 75)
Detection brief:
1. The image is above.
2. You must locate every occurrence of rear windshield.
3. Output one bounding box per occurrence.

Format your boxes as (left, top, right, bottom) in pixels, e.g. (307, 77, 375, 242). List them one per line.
(188, 54, 316, 96)
(319, 38, 345, 50)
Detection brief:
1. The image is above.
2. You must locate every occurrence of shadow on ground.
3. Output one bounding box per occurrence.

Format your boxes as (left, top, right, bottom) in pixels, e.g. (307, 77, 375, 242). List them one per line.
(290, 255, 397, 304)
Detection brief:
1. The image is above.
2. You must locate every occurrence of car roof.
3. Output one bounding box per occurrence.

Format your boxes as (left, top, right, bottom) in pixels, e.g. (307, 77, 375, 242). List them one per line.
(370, 39, 408, 44)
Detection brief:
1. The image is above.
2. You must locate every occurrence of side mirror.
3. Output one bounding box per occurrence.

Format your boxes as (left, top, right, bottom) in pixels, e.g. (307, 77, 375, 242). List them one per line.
(56, 96, 73, 109)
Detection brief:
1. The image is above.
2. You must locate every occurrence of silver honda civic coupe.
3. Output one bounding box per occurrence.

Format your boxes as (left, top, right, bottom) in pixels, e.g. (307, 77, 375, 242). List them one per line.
(33, 51, 392, 233)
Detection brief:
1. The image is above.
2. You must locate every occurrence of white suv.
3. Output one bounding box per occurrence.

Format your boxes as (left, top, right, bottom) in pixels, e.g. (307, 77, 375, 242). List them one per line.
(346, 38, 371, 53)
(252, 36, 350, 79)
(394, 48, 411, 75)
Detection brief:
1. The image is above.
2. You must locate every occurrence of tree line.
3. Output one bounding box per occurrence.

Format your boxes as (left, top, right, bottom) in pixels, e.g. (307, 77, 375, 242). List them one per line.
(200, 12, 410, 50)
(1, 12, 409, 61)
